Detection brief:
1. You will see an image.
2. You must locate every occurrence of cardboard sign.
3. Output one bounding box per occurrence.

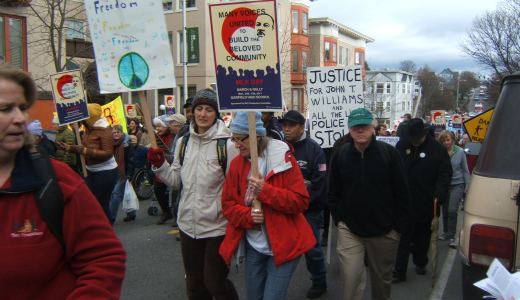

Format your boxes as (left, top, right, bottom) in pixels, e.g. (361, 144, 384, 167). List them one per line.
(102, 96, 128, 133)
(209, 0, 283, 111)
(124, 104, 137, 118)
(463, 107, 494, 143)
(84, 0, 176, 93)
(376, 136, 400, 147)
(307, 66, 364, 148)
(49, 70, 89, 125)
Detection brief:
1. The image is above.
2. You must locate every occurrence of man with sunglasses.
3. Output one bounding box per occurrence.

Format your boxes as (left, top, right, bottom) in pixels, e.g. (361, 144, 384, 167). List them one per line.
(280, 110, 328, 299)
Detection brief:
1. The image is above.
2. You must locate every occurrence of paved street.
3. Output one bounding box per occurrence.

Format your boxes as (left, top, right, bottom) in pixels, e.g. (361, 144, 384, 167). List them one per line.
(115, 199, 463, 300)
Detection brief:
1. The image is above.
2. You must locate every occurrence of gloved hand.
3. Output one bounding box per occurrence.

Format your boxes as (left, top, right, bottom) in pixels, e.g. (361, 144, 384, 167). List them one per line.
(147, 147, 165, 168)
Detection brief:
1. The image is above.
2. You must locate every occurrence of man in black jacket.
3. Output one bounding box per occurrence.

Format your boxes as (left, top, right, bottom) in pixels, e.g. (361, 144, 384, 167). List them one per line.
(328, 108, 411, 300)
(392, 118, 452, 282)
(281, 110, 327, 299)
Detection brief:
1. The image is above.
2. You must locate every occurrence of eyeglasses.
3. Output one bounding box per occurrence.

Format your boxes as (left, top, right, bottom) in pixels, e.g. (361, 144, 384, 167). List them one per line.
(231, 135, 249, 144)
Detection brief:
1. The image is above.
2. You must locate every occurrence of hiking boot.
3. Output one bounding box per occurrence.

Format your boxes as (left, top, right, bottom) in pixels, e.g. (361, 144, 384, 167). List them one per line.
(415, 266, 427, 275)
(157, 213, 173, 225)
(306, 282, 326, 299)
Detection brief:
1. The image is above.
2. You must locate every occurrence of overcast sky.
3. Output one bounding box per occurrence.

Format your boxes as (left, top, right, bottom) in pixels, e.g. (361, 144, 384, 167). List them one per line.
(309, 0, 501, 75)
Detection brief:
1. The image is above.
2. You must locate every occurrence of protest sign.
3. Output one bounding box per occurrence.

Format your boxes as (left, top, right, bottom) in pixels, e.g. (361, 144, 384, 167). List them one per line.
(102, 96, 128, 133)
(376, 136, 400, 147)
(452, 113, 462, 129)
(431, 110, 447, 131)
(209, 0, 283, 111)
(49, 70, 89, 125)
(307, 66, 364, 148)
(84, 0, 175, 93)
(164, 95, 176, 114)
(463, 107, 494, 143)
(124, 104, 137, 118)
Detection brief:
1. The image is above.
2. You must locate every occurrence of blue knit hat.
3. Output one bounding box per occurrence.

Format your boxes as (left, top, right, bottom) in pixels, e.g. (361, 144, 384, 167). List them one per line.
(230, 112, 266, 136)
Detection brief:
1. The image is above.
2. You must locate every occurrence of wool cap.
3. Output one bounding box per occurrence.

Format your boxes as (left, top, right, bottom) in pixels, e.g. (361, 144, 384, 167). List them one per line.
(192, 89, 219, 113)
(153, 115, 169, 128)
(230, 112, 266, 136)
(86, 103, 102, 127)
(280, 110, 305, 125)
(166, 113, 187, 125)
(27, 120, 43, 136)
(348, 108, 373, 128)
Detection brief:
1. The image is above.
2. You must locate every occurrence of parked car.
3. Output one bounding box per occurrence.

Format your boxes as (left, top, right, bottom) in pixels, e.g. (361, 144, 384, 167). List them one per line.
(459, 72, 520, 299)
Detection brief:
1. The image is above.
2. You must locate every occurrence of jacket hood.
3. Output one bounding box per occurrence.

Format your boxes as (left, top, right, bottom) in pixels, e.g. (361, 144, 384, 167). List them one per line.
(91, 117, 110, 129)
(190, 119, 230, 140)
(1, 148, 43, 193)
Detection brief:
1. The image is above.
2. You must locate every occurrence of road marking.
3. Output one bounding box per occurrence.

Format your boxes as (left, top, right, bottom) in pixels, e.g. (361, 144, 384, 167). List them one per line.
(167, 229, 179, 235)
(429, 247, 457, 300)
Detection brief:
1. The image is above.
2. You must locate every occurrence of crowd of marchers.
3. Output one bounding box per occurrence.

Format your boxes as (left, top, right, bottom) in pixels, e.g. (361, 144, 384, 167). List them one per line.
(1, 65, 471, 300)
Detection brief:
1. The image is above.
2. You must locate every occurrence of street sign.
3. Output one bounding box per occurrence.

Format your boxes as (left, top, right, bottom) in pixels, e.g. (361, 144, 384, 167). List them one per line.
(463, 107, 495, 143)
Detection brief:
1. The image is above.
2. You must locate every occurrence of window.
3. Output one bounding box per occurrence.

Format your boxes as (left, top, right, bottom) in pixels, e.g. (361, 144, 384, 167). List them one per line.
(302, 50, 308, 73)
(385, 83, 391, 94)
(332, 42, 337, 62)
(178, 85, 197, 100)
(345, 48, 350, 65)
(385, 101, 391, 111)
(302, 12, 308, 34)
(291, 49, 298, 72)
(402, 102, 405, 111)
(324, 41, 330, 61)
(178, 0, 196, 10)
(291, 88, 302, 112)
(402, 83, 406, 93)
(355, 52, 360, 64)
(292, 10, 298, 33)
(177, 30, 184, 64)
(0, 15, 26, 70)
(339, 46, 343, 65)
(163, 0, 173, 11)
(376, 83, 384, 94)
(64, 19, 84, 40)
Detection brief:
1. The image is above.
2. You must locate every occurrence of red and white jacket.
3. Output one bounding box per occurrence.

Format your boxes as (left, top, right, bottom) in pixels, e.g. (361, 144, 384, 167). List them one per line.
(219, 139, 315, 267)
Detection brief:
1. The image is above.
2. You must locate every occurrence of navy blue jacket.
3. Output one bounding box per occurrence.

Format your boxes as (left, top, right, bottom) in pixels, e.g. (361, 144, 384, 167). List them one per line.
(290, 136, 327, 213)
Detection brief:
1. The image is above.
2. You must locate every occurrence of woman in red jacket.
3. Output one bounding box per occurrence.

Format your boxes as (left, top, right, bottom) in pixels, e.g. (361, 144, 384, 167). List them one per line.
(0, 66, 126, 299)
(219, 112, 315, 300)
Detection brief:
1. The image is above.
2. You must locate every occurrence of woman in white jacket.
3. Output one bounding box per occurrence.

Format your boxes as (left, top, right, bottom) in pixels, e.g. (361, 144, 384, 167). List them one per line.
(147, 89, 239, 300)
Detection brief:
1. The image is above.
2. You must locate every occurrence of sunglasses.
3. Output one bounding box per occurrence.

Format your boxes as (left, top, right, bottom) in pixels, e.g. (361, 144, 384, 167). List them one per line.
(231, 135, 249, 144)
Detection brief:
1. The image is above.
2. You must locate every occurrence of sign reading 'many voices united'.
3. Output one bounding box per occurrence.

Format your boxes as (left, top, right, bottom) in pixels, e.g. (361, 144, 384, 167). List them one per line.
(307, 66, 365, 148)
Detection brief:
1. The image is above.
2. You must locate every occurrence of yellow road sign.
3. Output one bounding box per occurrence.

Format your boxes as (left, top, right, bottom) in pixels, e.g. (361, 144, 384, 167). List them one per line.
(463, 107, 494, 143)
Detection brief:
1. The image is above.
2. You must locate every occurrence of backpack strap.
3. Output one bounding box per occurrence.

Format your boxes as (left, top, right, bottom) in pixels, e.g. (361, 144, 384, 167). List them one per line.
(179, 133, 190, 167)
(31, 153, 65, 250)
(216, 138, 228, 174)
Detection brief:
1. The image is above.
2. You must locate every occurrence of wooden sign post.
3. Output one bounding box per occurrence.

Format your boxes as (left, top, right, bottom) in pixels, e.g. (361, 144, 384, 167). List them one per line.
(247, 112, 262, 211)
(138, 90, 158, 148)
(72, 123, 88, 178)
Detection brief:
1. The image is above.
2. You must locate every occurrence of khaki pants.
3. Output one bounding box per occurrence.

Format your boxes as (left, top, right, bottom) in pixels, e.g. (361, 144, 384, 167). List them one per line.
(336, 222, 400, 300)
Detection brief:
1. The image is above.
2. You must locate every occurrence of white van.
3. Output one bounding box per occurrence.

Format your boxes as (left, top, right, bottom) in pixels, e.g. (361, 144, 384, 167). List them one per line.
(459, 73, 520, 299)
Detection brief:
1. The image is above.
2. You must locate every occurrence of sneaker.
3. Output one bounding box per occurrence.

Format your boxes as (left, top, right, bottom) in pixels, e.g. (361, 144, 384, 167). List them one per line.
(415, 266, 426, 275)
(438, 233, 449, 241)
(449, 239, 458, 248)
(306, 282, 327, 299)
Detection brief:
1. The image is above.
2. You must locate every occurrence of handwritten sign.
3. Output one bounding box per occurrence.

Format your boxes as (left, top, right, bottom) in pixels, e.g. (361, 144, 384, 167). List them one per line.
(49, 70, 89, 125)
(84, 0, 176, 93)
(376, 136, 400, 147)
(209, 0, 282, 111)
(463, 107, 494, 143)
(307, 66, 364, 148)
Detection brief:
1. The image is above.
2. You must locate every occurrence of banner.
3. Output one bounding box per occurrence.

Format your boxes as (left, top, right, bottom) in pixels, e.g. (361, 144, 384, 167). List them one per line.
(187, 27, 200, 64)
(209, 0, 283, 111)
(49, 70, 89, 125)
(307, 66, 364, 148)
(102, 96, 128, 133)
(85, 0, 176, 93)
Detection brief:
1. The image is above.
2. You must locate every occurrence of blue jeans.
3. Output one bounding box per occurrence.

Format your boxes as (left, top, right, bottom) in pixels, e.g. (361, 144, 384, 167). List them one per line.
(245, 241, 300, 300)
(109, 178, 136, 223)
(85, 168, 118, 223)
(304, 211, 327, 284)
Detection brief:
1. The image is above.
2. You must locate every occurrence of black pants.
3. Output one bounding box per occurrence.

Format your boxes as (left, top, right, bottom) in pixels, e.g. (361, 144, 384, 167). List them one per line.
(394, 220, 432, 276)
(179, 231, 239, 300)
(85, 167, 118, 223)
(153, 181, 170, 216)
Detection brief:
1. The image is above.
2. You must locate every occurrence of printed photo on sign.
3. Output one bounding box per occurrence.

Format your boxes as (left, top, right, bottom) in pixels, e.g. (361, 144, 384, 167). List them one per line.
(49, 70, 89, 125)
(307, 66, 365, 148)
(84, 0, 176, 93)
(209, 0, 283, 111)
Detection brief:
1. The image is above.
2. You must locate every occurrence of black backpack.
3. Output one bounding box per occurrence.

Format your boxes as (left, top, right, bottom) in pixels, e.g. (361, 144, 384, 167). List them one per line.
(31, 152, 65, 250)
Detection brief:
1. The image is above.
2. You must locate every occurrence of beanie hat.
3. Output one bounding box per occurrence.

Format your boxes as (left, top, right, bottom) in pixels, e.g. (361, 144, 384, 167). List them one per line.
(192, 89, 219, 113)
(153, 115, 168, 128)
(86, 103, 102, 127)
(167, 113, 187, 125)
(27, 120, 43, 136)
(230, 112, 266, 136)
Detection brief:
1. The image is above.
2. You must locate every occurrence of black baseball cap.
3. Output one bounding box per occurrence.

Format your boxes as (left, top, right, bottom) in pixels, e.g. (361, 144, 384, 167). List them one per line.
(280, 110, 305, 125)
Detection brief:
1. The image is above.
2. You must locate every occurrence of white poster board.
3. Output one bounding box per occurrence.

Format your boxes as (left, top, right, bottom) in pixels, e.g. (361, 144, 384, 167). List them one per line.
(307, 66, 365, 148)
(84, 0, 176, 93)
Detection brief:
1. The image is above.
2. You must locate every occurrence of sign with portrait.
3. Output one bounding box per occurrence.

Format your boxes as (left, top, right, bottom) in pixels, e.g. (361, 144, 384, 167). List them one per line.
(49, 70, 89, 125)
(209, 0, 283, 111)
(101, 96, 128, 133)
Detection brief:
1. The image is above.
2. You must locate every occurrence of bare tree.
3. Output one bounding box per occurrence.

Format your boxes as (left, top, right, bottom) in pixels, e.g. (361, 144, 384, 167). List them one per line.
(416, 65, 444, 117)
(399, 60, 417, 73)
(462, 1, 520, 77)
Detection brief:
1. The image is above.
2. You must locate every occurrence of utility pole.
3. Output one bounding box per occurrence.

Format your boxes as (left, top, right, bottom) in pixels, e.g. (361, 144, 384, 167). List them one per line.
(182, 0, 188, 110)
(456, 73, 460, 112)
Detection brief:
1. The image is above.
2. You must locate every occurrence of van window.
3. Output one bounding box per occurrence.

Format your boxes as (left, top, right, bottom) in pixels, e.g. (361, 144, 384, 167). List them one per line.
(474, 77, 520, 180)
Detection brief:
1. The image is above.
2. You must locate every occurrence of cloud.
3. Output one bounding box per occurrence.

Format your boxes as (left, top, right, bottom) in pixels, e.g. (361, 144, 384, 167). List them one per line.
(309, 0, 499, 74)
